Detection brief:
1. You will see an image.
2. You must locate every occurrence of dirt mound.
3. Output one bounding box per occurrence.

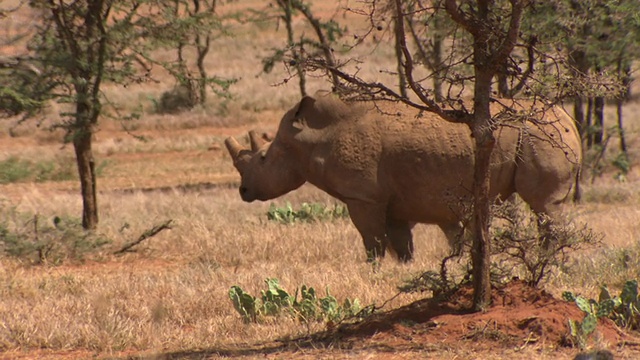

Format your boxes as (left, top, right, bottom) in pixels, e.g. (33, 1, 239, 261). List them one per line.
(324, 280, 628, 351)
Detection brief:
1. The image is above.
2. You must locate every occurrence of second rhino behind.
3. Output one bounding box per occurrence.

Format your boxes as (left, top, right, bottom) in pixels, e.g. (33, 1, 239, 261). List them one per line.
(225, 93, 582, 262)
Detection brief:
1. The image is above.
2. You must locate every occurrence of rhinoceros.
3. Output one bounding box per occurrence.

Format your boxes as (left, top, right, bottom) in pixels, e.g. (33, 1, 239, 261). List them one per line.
(225, 92, 582, 262)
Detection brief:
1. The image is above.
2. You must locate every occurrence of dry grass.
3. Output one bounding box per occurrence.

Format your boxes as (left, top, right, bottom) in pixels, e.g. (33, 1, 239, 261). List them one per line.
(1, 1, 640, 359)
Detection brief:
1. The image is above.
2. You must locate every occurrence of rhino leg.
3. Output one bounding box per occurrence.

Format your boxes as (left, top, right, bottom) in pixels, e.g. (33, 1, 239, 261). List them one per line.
(386, 218, 414, 262)
(345, 201, 388, 262)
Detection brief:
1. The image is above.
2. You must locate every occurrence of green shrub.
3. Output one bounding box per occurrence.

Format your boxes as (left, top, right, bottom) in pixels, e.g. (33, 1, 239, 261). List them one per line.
(0, 157, 32, 183)
(0, 206, 110, 265)
(266, 202, 349, 224)
(0, 156, 80, 184)
(229, 278, 364, 324)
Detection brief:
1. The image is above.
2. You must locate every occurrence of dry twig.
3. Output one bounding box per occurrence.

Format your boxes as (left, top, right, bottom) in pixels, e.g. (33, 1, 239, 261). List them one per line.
(114, 219, 174, 255)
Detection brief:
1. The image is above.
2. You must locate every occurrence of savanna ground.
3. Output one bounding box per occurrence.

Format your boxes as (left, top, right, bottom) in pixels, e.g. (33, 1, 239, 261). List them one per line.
(1, 1, 640, 359)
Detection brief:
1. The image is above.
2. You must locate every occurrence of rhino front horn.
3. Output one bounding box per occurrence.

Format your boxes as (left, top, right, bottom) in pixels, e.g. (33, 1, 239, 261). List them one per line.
(248, 130, 267, 152)
(224, 137, 243, 160)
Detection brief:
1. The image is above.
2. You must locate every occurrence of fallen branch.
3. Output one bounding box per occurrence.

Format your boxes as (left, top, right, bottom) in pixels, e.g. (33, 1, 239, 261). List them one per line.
(114, 219, 174, 255)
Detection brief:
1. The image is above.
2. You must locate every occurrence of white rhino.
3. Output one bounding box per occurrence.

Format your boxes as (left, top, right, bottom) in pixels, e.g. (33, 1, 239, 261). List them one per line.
(225, 92, 582, 262)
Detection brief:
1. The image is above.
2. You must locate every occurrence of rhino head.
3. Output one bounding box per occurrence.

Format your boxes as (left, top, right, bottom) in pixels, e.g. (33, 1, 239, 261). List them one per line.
(225, 129, 306, 202)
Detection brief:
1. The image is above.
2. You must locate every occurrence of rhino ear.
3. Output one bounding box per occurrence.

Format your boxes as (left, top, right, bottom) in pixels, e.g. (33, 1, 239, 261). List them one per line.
(293, 96, 316, 130)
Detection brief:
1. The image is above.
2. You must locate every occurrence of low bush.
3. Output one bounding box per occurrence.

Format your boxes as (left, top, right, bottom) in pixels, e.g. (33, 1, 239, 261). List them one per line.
(229, 278, 364, 324)
(266, 202, 349, 224)
(0, 205, 110, 265)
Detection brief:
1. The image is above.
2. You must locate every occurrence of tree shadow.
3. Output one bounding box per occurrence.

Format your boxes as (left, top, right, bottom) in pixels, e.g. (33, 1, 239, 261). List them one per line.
(120, 294, 466, 360)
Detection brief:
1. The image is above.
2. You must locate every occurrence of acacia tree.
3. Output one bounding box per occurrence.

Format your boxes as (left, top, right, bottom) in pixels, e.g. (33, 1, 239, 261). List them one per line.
(299, 0, 622, 309)
(258, 0, 344, 96)
(18, 0, 231, 229)
(529, 0, 640, 151)
(151, 0, 235, 109)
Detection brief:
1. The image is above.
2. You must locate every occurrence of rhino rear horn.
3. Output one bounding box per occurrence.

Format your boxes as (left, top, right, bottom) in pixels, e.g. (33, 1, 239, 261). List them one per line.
(248, 130, 267, 152)
(224, 137, 243, 160)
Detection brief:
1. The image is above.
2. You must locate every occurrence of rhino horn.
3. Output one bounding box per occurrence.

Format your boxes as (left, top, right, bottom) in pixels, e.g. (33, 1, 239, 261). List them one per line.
(224, 137, 244, 160)
(248, 130, 267, 152)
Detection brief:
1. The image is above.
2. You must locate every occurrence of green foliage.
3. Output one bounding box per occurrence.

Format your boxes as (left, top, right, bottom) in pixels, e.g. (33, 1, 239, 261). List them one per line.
(0, 156, 80, 184)
(563, 280, 640, 348)
(0, 205, 111, 265)
(612, 152, 630, 178)
(228, 278, 363, 324)
(267, 202, 349, 224)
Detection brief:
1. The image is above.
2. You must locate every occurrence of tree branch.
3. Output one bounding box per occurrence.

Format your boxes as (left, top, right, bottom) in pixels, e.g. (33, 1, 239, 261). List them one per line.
(114, 219, 174, 255)
(490, 0, 528, 69)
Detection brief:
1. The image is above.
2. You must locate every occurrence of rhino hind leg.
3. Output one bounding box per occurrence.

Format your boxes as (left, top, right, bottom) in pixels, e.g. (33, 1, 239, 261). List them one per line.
(345, 201, 388, 262)
(386, 218, 414, 262)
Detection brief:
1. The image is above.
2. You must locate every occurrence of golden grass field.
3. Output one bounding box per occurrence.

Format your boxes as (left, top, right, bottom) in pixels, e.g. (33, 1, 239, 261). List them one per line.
(1, 1, 640, 359)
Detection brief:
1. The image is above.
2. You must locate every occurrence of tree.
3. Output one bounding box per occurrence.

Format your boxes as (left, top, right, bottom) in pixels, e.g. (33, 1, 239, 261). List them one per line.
(528, 0, 640, 153)
(258, 0, 344, 96)
(151, 0, 235, 109)
(298, 0, 622, 310)
(9, 0, 232, 229)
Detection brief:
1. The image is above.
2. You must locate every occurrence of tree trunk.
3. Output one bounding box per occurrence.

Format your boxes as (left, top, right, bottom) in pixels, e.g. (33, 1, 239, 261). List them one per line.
(293, 0, 339, 91)
(471, 71, 494, 311)
(196, 34, 210, 105)
(394, 17, 408, 98)
(497, 61, 509, 98)
(432, 35, 444, 102)
(573, 97, 585, 136)
(586, 98, 594, 148)
(617, 98, 628, 157)
(616, 57, 629, 157)
(594, 96, 604, 146)
(279, 0, 306, 96)
(73, 127, 98, 230)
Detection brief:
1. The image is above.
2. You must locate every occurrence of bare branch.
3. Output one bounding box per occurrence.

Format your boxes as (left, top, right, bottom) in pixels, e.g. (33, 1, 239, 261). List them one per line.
(113, 219, 174, 255)
(490, 0, 529, 69)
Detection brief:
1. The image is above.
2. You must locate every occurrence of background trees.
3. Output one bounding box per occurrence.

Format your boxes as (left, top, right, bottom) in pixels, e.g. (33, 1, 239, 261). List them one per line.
(2, 0, 233, 229)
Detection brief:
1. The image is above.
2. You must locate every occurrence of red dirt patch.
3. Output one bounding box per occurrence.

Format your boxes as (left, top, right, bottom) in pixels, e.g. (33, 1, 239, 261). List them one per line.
(322, 280, 631, 352)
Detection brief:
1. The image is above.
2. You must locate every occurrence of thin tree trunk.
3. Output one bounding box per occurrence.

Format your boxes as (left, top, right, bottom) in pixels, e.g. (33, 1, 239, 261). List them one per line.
(196, 34, 210, 104)
(497, 62, 509, 98)
(292, 1, 339, 91)
(573, 97, 585, 136)
(586, 98, 593, 149)
(196, 0, 214, 104)
(594, 96, 604, 146)
(279, 0, 306, 96)
(73, 126, 98, 230)
(432, 35, 444, 102)
(617, 98, 628, 156)
(394, 16, 408, 97)
(616, 57, 629, 157)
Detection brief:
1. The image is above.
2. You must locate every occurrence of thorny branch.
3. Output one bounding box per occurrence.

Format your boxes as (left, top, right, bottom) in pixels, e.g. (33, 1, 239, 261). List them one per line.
(114, 219, 174, 255)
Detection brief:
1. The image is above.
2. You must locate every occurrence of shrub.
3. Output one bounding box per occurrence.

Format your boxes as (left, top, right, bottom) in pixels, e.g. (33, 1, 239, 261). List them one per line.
(0, 156, 81, 184)
(155, 85, 196, 114)
(266, 202, 349, 224)
(0, 205, 110, 265)
(491, 199, 601, 286)
(229, 278, 364, 324)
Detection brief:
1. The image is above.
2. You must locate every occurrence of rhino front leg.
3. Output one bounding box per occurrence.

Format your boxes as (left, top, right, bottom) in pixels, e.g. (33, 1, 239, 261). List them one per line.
(345, 201, 388, 262)
(386, 218, 414, 262)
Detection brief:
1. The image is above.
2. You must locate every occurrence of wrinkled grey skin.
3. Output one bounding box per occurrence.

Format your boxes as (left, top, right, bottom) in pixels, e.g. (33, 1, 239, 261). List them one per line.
(225, 93, 582, 263)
